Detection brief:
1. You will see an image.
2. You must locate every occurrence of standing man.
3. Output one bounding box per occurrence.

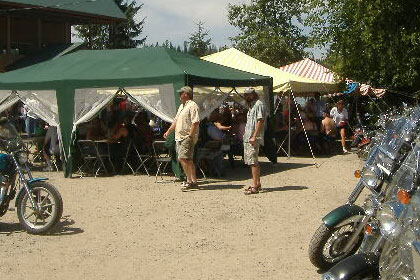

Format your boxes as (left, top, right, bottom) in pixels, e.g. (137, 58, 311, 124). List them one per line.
(243, 88, 265, 195)
(163, 86, 200, 190)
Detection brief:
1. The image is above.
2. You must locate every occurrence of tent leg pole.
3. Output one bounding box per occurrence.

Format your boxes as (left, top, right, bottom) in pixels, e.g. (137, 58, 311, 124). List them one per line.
(288, 91, 291, 159)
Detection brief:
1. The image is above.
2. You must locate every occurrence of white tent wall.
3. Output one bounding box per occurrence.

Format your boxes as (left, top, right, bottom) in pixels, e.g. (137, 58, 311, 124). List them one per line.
(0, 92, 20, 114)
(17, 90, 65, 162)
(193, 86, 271, 120)
(18, 90, 59, 127)
(0, 89, 66, 164)
(192, 87, 230, 120)
(0, 90, 60, 127)
(0, 90, 14, 104)
(73, 88, 120, 132)
(124, 84, 176, 123)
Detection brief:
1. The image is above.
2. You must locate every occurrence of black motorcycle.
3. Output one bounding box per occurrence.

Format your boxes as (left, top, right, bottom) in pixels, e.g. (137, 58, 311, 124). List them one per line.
(0, 121, 63, 234)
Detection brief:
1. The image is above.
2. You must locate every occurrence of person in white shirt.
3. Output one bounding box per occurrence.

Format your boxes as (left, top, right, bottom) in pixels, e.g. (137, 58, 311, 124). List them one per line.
(330, 100, 349, 153)
(164, 86, 200, 191)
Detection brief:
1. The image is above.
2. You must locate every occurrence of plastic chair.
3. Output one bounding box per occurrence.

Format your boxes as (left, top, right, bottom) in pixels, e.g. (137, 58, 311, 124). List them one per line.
(152, 140, 172, 182)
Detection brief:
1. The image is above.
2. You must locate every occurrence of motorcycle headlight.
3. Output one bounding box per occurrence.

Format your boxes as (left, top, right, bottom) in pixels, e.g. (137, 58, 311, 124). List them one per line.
(16, 151, 29, 165)
(363, 194, 381, 216)
(361, 165, 382, 189)
(378, 201, 404, 240)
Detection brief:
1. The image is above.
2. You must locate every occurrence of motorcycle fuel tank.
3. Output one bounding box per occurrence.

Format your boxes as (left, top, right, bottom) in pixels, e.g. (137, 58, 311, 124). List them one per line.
(0, 153, 12, 174)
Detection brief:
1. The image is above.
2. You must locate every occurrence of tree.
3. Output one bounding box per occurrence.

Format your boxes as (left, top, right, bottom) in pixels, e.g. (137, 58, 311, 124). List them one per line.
(305, 0, 420, 92)
(75, 0, 146, 49)
(188, 21, 212, 57)
(228, 0, 307, 67)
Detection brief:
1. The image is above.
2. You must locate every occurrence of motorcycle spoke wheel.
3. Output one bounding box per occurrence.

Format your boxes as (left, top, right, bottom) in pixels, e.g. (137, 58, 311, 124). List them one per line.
(21, 188, 55, 228)
(323, 224, 355, 263)
(16, 182, 63, 234)
(309, 221, 363, 270)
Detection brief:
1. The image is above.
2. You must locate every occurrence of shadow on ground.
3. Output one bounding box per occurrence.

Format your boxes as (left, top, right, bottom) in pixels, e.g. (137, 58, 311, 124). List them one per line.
(216, 161, 313, 182)
(0, 215, 84, 236)
(262, 185, 309, 193)
(0, 222, 24, 235)
(51, 215, 84, 236)
(199, 184, 245, 191)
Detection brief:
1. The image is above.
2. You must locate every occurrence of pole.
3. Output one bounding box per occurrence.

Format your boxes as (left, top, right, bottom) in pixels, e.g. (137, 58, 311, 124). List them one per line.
(288, 90, 291, 159)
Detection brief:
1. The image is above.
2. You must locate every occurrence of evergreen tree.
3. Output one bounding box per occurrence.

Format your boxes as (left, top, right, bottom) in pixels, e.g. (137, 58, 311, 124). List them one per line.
(75, 0, 146, 49)
(188, 21, 212, 57)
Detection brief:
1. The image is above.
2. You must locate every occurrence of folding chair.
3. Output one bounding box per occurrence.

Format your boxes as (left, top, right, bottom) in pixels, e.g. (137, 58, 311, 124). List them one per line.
(196, 140, 223, 178)
(133, 145, 152, 175)
(123, 140, 152, 176)
(152, 140, 172, 182)
(77, 140, 108, 177)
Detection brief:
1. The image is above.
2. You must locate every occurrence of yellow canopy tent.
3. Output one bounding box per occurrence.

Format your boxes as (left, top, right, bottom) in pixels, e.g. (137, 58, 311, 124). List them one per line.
(202, 48, 339, 163)
(202, 48, 339, 95)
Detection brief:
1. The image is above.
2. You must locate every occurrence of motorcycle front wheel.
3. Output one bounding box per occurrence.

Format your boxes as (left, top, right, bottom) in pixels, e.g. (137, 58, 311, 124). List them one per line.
(309, 222, 363, 270)
(16, 181, 63, 234)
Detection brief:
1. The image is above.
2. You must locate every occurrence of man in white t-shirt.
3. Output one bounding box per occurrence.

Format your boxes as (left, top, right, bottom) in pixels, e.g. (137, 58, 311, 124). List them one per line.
(330, 100, 349, 153)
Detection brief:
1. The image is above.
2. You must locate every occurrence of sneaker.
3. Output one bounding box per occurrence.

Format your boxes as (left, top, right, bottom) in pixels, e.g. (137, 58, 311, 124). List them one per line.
(343, 148, 349, 153)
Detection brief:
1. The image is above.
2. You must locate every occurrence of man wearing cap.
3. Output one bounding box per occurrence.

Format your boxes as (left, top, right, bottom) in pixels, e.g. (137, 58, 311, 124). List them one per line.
(243, 88, 265, 195)
(164, 86, 200, 190)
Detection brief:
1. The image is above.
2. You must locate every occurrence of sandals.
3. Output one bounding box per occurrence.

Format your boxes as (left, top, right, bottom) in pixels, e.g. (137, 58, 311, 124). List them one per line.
(181, 182, 199, 191)
(244, 185, 262, 195)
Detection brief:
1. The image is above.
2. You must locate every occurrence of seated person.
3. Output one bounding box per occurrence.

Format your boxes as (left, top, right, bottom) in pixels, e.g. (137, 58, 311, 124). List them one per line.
(109, 122, 128, 141)
(130, 111, 154, 153)
(86, 118, 106, 141)
(43, 125, 60, 171)
(232, 112, 246, 142)
(320, 111, 337, 154)
(207, 110, 230, 141)
(294, 110, 319, 153)
(220, 105, 233, 127)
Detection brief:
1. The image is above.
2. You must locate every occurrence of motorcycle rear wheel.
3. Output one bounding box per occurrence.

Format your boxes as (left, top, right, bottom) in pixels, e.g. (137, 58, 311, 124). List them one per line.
(309, 222, 363, 270)
(16, 181, 63, 234)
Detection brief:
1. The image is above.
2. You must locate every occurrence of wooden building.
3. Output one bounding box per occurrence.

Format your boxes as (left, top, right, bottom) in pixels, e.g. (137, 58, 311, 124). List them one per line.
(0, 0, 125, 71)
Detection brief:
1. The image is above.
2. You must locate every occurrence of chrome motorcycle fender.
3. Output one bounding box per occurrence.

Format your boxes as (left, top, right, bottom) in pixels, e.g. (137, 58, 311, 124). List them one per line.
(322, 204, 365, 228)
(412, 242, 420, 279)
(323, 253, 379, 280)
(14, 177, 48, 207)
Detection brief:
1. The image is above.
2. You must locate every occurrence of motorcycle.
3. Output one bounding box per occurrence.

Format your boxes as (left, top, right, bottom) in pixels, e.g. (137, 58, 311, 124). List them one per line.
(309, 108, 420, 270)
(377, 145, 420, 279)
(0, 120, 63, 234)
(322, 143, 420, 280)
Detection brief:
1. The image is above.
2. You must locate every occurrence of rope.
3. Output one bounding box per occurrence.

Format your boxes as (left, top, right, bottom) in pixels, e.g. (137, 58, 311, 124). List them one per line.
(290, 90, 319, 167)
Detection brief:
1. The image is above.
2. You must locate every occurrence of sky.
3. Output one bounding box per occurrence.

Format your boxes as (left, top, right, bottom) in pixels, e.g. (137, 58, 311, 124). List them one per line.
(138, 0, 248, 48)
(72, 0, 323, 58)
(137, 0, 323, 58)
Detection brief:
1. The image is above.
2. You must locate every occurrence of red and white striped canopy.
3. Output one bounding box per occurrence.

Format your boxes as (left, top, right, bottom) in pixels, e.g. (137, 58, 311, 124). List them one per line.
(280, 58, 386, 97)
(279, 58, 337, 83)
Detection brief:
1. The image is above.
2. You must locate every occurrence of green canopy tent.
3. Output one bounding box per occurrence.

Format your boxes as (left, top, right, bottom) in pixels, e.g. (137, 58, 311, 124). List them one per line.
(0, 47, 273, 177)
